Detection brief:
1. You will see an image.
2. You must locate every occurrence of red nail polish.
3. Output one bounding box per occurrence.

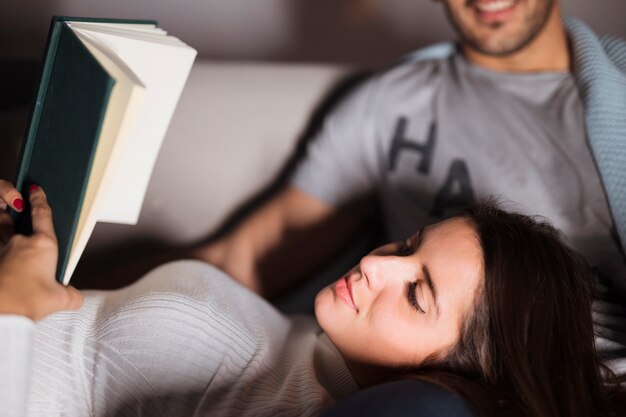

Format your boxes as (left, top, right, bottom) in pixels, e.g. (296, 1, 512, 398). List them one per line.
(29, 184, 38, 193)
(12, 198, 24, 211)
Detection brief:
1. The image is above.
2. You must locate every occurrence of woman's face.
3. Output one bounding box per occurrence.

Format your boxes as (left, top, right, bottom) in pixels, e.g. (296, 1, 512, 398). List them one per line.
(315, 217, 484, 368)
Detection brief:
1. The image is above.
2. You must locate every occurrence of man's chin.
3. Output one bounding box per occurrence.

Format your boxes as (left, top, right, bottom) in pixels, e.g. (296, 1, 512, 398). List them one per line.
(461, 16, 535, 56)
(464, 30, 538, 57)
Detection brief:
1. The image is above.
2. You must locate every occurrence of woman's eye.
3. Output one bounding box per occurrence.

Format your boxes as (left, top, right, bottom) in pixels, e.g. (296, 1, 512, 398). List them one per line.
(407, 282, 426, 314)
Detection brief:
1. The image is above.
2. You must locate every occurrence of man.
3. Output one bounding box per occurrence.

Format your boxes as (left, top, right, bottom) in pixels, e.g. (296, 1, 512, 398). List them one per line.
(195, 0, 626, 318)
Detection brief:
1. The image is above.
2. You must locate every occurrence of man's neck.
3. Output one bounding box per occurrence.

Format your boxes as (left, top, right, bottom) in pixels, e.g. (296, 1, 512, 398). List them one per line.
(463, 7, 570, 73)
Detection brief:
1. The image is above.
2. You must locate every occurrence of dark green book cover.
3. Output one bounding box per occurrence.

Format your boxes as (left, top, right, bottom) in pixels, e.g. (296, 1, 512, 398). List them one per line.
(13, 16, 156, 283)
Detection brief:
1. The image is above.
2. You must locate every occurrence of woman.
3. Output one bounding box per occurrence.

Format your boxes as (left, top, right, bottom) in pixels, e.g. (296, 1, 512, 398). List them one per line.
(0, 181, 623, 416)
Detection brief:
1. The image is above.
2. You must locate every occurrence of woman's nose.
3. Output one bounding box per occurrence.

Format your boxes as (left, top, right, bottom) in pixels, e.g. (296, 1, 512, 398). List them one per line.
(359, 253, 406, 291)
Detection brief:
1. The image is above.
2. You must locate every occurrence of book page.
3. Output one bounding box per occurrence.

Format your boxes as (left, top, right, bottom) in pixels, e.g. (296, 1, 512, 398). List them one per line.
(62, 29, 146, 284)
(69, 25, 184, 48)
(69, 22, 171, 38)
(69, 24, 197, 225)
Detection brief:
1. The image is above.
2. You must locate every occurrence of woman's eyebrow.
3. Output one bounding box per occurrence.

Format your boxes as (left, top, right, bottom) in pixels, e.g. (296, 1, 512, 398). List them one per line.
(417, 226, 441, 318)
(422, 264, 440, 318)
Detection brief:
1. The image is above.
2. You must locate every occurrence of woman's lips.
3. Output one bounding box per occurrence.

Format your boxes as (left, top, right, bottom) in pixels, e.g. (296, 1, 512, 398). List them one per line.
(336, 276, 357, 312)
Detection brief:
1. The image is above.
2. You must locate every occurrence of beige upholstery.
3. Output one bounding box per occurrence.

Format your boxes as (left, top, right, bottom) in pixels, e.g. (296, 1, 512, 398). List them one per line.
(85, 61, 352, 254)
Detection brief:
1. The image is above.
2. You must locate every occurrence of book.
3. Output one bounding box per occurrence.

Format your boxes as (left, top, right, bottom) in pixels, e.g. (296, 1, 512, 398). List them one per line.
(13, 16, 197, 284)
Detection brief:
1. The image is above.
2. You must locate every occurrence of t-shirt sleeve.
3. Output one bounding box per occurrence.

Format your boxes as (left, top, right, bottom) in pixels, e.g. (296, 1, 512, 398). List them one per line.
(290, 74, 383, 208)
(0, 315, 34, 417)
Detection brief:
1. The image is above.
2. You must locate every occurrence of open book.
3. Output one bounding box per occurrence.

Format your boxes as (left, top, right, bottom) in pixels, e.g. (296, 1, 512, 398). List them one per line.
(14, 16, 197, 284)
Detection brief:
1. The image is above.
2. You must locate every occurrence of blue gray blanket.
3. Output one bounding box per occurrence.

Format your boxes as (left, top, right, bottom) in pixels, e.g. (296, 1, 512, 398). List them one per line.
(567, 17, 626, 257)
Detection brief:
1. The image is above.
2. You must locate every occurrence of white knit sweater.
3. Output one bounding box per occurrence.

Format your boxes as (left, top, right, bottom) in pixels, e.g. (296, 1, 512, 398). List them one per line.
(0, 261, 359, 417)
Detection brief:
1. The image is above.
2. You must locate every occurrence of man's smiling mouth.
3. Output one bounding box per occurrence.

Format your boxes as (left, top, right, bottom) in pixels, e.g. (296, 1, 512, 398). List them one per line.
(470, 0, 519, 25)
(475, 0, 516, 13)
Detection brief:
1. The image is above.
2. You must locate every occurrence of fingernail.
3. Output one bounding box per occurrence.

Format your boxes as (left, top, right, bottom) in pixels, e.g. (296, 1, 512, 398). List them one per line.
(29, 184, 38, 193)
(12, 198, 24, 211)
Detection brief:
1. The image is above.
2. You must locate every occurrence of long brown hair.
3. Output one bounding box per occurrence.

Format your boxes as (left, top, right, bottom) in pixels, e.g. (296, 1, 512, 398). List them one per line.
(407, 202, 625, 416)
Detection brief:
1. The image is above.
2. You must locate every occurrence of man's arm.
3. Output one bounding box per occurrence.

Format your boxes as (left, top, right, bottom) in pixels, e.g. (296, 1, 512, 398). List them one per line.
(193, 186, 367, 297)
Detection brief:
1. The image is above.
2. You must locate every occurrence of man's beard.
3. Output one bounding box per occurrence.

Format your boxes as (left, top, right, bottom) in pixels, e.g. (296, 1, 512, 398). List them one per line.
(444, 0, 555, 57)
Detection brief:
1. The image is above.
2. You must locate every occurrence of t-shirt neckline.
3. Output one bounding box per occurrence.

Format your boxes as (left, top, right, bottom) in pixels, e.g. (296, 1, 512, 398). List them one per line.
(454, 50, 571, 83)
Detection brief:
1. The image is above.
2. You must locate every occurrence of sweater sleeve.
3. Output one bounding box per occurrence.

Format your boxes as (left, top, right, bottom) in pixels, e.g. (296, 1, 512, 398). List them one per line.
(0, 315, 34, 417)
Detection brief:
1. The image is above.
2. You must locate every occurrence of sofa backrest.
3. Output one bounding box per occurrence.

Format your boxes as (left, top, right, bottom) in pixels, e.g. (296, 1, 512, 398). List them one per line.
(86, 60, 352, 253)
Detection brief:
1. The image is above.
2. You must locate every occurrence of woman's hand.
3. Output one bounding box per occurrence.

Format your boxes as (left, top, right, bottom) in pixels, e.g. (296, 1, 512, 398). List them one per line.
(0, 180, 83, 321)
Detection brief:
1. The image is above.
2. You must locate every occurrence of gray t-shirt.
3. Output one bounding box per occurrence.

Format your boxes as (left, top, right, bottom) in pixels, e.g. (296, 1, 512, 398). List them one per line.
(292, 52, 626, 372)
(292, 52, 625, 291)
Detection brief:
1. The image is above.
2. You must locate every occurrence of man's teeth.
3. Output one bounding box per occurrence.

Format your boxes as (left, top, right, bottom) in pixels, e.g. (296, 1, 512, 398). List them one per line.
(476, 0, 516, 13)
